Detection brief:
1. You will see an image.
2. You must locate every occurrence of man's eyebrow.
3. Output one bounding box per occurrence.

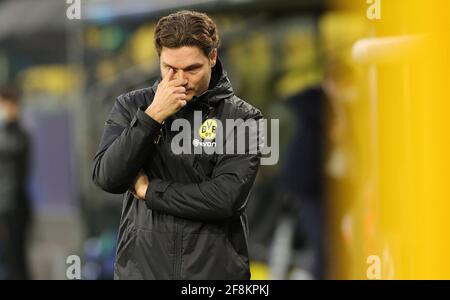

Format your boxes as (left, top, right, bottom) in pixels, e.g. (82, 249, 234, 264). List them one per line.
(162, 62, 175, 69)
(183, 63, 203, 70)
(162, 62, 203, 70)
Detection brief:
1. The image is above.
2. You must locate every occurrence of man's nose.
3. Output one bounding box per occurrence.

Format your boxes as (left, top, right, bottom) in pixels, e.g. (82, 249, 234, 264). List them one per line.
(176, 70, 188, 84)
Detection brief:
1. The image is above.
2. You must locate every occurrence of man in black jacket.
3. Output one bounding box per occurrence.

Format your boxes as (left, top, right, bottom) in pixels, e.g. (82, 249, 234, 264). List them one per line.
(0, 85, 31, 280)
(93, 10, 263, 279)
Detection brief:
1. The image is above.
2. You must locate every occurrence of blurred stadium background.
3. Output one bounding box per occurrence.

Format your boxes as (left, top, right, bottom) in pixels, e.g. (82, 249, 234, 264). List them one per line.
(0, 0, 449, 279)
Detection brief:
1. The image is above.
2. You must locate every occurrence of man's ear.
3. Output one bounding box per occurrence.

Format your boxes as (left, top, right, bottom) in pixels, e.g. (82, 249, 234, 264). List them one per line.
(209, 48, 217, 67)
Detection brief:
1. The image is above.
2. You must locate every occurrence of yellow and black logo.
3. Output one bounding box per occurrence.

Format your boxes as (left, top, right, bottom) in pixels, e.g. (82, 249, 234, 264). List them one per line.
(199, 119, 217, 140)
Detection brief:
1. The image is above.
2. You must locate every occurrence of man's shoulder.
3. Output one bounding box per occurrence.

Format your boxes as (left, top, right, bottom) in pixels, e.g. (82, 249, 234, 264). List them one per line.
(223, 95, 263, 120)
(116, 87, 155, 110)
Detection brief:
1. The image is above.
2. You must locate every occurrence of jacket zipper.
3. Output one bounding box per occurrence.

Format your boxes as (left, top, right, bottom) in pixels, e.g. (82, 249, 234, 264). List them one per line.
(174, 221, 183, 279)
(154, 121, 165, 144)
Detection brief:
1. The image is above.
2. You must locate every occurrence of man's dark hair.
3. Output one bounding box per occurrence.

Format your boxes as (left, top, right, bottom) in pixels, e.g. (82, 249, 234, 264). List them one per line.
(0, 84, 20, 103)
(154, 10, 220, 57)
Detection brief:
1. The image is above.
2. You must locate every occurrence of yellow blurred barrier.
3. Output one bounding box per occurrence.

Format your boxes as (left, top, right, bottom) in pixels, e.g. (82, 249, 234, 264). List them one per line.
(328, 0, 450, 279)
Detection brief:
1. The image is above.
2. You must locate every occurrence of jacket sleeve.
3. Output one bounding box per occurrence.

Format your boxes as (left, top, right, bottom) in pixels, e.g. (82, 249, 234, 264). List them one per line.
(144, 111, 263, 221)
(92, 96, 162, 194)
(145, 153, 260, 221)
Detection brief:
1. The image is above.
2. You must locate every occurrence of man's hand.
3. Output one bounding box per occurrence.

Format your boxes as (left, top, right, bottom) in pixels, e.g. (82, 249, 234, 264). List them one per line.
(146, 68, 188, 123)
(130, 170, 149, 200)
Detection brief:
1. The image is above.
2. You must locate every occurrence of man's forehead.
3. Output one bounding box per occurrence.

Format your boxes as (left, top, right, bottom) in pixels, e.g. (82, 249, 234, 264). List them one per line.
(160, 46, 206, 68)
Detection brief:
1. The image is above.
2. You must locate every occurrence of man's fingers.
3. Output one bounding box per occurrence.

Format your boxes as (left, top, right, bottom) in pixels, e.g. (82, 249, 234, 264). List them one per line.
(173, 86, 186, 94)
(174, 93, 188, 101)
(163, 68, 175, 83)
(168, 77, 188, 87)
(178, 100, 187, 108)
